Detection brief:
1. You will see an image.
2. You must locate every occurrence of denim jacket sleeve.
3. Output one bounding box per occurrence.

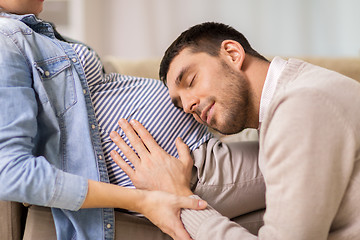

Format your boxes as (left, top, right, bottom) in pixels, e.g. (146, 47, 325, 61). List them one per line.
(0, 18, 88, 211)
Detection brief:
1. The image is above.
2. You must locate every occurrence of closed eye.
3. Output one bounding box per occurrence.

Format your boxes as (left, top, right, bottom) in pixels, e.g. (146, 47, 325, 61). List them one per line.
(189, 74, 196, 87)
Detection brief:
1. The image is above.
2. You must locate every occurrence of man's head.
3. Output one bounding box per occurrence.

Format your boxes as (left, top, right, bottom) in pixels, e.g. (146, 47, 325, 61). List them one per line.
(159, 22, 267, 85)
(159, 22, 269, 134)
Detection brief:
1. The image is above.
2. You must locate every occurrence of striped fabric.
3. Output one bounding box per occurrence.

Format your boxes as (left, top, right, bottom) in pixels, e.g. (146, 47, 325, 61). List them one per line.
(70, 43, 212, 187)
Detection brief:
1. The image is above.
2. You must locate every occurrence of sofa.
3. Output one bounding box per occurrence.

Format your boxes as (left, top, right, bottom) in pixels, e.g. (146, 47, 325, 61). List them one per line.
(1, 56, 359, 239)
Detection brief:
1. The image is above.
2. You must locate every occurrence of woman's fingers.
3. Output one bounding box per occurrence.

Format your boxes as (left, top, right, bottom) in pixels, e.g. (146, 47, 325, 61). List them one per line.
(178, 196, 208, 210)
(141, 191, 207, 240)
(168, 220, 192, 240)
(170, 197, 208, 240)
(157, 196, 208, 240)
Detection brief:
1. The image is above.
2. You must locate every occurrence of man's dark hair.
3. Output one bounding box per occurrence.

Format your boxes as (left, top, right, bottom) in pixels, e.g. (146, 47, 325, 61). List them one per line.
(159, 22, 268, 84)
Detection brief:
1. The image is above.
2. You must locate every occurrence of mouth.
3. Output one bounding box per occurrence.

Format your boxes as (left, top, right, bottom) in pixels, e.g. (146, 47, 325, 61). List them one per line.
(200, 103, 215, 125)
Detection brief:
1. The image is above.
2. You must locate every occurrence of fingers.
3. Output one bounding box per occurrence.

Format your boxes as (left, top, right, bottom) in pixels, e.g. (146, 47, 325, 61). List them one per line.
(158, 215, 192, 240)
(110, 130, 140, 166)
(116, 118, 151, 158)
(179, 196, 207, 210)
(171, 221, 192, 240)
(125, 119, 161, 153)
(176, 137, 193, 168)
(169, 196, 208, 240)
(110, 150, 135, 179)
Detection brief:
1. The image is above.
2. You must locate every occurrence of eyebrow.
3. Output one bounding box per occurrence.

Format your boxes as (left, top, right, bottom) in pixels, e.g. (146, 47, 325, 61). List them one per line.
(175, 66, 191, 86)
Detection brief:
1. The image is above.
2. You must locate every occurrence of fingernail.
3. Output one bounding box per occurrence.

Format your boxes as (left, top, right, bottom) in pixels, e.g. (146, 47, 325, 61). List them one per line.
(110, 131, 118, 139)
(119, 118, 126, 125)
(198, 200, 207, 208)
(130, 119, 137, 125)
(110, 150, 116, 158)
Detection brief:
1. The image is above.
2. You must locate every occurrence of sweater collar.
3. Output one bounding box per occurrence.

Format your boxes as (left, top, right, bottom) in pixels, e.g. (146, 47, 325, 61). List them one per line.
(258, 56, 288, 129)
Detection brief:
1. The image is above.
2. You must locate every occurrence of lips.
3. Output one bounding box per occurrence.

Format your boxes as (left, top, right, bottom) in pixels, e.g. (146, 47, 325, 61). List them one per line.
(200, 103, 214, 125)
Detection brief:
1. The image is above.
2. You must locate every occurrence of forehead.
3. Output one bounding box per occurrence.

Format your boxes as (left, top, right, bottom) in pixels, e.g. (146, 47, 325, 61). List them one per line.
(167, 49, 193, 80)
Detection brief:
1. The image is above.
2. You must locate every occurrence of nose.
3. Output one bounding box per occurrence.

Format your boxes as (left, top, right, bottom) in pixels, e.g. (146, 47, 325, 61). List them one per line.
(182, 94, 199, 114)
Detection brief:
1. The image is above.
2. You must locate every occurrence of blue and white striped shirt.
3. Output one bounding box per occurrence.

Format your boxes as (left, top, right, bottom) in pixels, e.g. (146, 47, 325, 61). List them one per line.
(71, 43, 212, 187)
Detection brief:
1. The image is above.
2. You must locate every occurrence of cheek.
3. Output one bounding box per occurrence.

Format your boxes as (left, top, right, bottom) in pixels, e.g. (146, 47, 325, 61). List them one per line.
(202, 71, 224, 94)
(202, 77, 214, 90)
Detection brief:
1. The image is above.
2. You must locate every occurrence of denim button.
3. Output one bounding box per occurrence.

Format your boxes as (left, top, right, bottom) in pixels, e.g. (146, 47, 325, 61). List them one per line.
(106, 224, 111, 229)
(71, 58, 77, 63)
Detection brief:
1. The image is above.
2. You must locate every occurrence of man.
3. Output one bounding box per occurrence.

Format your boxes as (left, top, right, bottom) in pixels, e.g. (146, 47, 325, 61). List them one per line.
(110, 22, 360, 239)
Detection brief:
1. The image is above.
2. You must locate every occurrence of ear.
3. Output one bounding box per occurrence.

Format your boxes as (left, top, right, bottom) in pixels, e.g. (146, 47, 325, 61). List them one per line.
(220, 40, 246, 70)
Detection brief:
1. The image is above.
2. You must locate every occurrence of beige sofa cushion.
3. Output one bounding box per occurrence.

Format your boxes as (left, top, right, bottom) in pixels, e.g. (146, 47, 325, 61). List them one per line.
(293, 57, 360, 82)
(103, 56, 161, 80)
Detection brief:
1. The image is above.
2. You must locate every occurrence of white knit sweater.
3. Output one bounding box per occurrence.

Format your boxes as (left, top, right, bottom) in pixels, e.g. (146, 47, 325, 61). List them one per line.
(181, 58, 360, 240)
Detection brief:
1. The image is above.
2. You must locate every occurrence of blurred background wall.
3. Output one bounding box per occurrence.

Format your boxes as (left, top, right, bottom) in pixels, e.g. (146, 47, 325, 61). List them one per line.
(40, 0, 360, 60)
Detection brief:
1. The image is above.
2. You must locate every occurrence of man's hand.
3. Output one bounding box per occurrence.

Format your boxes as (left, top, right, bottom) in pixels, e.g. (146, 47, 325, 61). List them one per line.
(110, 118, 193, 196)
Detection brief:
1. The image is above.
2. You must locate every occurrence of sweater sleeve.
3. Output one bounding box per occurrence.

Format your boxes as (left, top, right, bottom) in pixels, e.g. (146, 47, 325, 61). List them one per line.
(258, 89, 356, 239)
(181, 195, 257, 240)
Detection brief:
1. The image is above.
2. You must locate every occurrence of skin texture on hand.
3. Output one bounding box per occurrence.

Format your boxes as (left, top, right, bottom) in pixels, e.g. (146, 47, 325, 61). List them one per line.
(110, 118, 194, 196)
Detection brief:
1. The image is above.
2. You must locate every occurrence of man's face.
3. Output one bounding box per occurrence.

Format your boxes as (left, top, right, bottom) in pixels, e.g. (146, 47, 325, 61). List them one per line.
(167, 48, 251, 135)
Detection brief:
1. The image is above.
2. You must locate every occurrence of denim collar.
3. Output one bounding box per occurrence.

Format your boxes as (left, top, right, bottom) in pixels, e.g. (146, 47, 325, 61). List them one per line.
(0, 12, 55, 38)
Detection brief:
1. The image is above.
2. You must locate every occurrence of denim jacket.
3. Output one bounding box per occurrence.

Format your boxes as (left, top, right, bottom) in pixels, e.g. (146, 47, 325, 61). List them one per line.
(0, 13, 114, 239)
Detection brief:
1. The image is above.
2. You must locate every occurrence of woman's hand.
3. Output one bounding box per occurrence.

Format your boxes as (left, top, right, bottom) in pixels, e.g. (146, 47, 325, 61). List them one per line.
(138, 190, 207, 240)
(110, 118, 193, 196)
(82, 180, 207, 240)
